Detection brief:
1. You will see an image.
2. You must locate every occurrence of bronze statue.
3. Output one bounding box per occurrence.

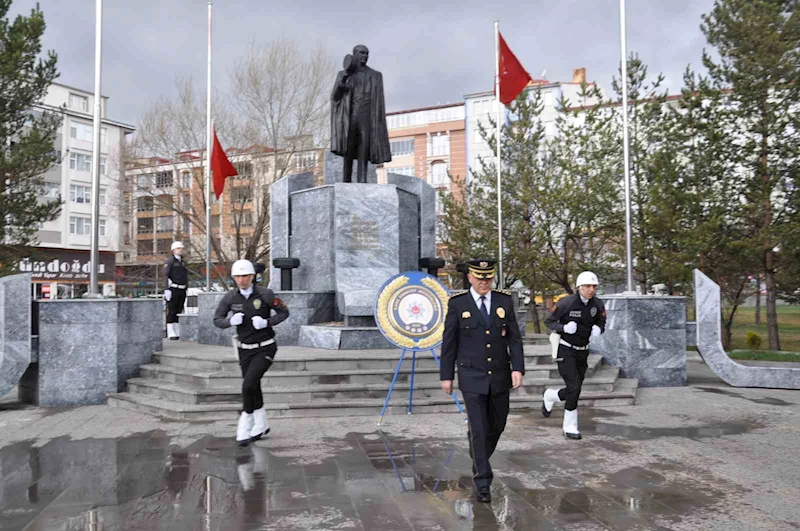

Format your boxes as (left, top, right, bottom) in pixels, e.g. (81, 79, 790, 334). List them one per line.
(330, 45, 392, 183)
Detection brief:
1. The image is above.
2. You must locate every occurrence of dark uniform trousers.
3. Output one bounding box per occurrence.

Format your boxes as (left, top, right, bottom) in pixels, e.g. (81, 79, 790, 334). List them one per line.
(166, 288, 186, 325)
(464, 386, 510, 488)
(557, 345, 589, 411)
(239, 344, 277, 414)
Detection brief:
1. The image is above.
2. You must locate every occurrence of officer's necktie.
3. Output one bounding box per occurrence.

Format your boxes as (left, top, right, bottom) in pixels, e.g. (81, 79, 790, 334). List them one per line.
(480, 296, 489, 325)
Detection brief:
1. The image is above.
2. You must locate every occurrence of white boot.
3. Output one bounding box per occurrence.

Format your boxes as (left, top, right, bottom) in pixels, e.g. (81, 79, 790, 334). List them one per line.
(563, 409, 582, 440)
(542, 389, 562, 418)
(167, 323, 177, 339)
(173, 322, 180, 339)
(250, 407, 270, 440)
(236, 412, 254, 446)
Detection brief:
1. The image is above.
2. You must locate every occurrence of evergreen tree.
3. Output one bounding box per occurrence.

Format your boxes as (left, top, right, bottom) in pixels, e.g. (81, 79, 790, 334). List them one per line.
(701, 0, 800, 350)
(0, 0, 61, 275)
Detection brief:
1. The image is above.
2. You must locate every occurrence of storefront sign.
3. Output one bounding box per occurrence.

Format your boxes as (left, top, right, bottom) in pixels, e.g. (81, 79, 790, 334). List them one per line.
(18, 249, 116, 282)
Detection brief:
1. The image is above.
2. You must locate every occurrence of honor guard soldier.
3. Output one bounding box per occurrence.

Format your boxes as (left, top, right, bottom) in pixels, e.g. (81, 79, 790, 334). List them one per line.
(163, 241, 188, 340)
(440, 259, 524, 503)
(542, 271, 606, 439)
(214, 260, 289, 446)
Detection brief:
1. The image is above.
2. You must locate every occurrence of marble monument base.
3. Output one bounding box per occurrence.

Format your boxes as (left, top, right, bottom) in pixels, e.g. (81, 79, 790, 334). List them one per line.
(21, 298, 163, 406)
(298, 324, 392, 350)
(590, 295, 687, 387)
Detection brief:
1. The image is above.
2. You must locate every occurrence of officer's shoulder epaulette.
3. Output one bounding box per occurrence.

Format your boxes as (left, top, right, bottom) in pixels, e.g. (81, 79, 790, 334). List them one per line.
(492, 289, 512, 296)
(449, 290, 469, 299)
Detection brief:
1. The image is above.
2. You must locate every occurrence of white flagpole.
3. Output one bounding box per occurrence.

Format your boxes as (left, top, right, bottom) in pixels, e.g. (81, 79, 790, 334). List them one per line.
(620, 0, 635, 294)
(89, 0, 103, 296)
(494, 21, 504, 285)
(205, 1, 213, 291)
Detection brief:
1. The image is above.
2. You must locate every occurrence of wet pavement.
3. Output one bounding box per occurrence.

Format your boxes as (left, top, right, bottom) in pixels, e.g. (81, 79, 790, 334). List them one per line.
(1, 361, 799, 530)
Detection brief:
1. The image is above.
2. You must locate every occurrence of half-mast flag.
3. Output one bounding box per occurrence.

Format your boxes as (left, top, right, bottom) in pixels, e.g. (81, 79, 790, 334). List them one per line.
(498, 32, 532, 105)
(211, 126, 238, 199)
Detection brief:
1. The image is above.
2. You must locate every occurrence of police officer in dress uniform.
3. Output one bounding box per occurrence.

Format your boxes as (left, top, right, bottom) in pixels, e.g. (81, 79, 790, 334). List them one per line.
(213, 260, 290, 446)
(440, 259, 524, 503)
(542, 271, 606, 440)
(163, 241, 188, 340)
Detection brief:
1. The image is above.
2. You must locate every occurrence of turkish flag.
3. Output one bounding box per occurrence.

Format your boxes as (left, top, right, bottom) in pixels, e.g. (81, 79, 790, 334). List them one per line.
(211, 126, 238, 199)
(498, 32, 532, 106)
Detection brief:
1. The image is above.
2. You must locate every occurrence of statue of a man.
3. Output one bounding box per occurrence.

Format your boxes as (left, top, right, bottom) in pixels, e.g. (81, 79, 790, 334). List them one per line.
(330, 45, 392, 183)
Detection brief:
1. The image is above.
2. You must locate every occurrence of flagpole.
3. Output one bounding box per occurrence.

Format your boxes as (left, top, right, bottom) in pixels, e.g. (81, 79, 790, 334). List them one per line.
(205, 1, 213, 291)
(494, 20, 504, 285)
(89, 0, 103, 296)
(620, 0, 635, 294)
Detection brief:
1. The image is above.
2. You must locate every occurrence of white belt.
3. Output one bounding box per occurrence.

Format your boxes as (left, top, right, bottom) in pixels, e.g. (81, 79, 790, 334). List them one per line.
(170, 283, 186, 289)
(237, 338, 275, 350)
(560, 339, 589, 351)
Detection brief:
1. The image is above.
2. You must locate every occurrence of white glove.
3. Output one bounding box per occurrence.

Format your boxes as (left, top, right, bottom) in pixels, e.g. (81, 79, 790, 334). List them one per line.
(252, 316, 268, 330)
(563, 321, 577, 334)
(229, 312, 244, 326)
(164, 289, 172, 302)
(591, 325, 602, 338)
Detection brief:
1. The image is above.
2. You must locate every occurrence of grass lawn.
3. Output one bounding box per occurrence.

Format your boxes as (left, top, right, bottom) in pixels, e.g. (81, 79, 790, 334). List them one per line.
(728, 350, 800, 362)
(529, 305, 800, 355)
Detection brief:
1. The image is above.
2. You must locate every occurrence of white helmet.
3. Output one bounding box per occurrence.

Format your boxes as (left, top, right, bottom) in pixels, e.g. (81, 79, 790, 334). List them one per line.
(231, 259, 255, 276)
(171, 241, 184, 251)
(576, 271, 599, 287)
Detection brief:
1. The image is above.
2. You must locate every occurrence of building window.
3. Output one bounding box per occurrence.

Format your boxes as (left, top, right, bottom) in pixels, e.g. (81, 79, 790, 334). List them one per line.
(123, 193, 131, 215)
(183, 215, 191, 234)
(181, 171, 192, 188)
(123, 221, 131, 245)
(69, 184, 91, 204)
(390, 139, 414, 157)
(295, 151, 318, 170)
(182, 193, 191, 211)
(43, 182, 60, 198)
(99, 219, 106, 237)
(233, 161, 252, 179)
(137, 218, 153, 234)
(235, 211, 254, 227)
(69, 216, 91, 235)
(430, 162, 449, 187)
(155, 171, 173, 188)
(157, 239, 172, 254)
(69, 93, 88, 112)
(99, 189, 106, 206)
(69, 152, 106, 173)
(431, 135, 450, 157)
(544, 92, 555, 108)
(137, 196, 153, 211)
(435, 193, 446, 216)
(156, 216, 174, 233)
(387, 166, 414, 177)
(231, 187, 253, 203)
(137, 174, 153, 189)
(137, 239, 154, 256)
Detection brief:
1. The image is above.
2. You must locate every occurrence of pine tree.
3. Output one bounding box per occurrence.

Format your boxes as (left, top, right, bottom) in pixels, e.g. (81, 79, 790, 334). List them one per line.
(0, 0, 61, 275)
(701, 0, 800, 350)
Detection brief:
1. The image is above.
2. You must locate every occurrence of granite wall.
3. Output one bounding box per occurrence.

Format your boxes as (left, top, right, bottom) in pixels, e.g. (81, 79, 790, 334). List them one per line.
(0, 274, 32, 398)
(27, 299, 162, 406)
(590, 295, 687, 387)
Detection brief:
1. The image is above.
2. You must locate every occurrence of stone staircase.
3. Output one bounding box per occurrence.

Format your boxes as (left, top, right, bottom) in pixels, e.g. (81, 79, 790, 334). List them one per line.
(107, 341, 638, 421)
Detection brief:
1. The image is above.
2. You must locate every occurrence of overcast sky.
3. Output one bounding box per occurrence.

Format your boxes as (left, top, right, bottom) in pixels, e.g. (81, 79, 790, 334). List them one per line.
(11, 0, 717, 127)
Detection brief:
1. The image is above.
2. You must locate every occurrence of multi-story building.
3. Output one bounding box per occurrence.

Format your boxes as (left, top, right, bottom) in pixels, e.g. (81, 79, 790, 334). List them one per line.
(118, 146, 324, 295)
(379, 103, 467, 254)
(464, 68, 596, 186)
(17, 83, 136, 299)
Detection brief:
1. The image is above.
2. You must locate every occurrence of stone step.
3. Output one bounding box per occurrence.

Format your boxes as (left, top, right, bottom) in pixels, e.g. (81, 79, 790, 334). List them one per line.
(139, 356, 606, 389)
(151, 348, 585, 374)
(107, 385, 637, 421)
(126, 367, 620, 405)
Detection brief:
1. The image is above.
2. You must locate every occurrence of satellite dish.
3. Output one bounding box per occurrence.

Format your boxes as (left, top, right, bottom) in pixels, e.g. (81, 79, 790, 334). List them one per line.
(541, 69, 547, 79)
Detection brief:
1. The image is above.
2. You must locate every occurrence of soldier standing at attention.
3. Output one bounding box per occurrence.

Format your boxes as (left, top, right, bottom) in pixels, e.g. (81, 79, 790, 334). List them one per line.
(163, 241, 188, 340)
(439, 259, 524, 503)
(214, 260, 290, 446)
(542, 271, 606, 440)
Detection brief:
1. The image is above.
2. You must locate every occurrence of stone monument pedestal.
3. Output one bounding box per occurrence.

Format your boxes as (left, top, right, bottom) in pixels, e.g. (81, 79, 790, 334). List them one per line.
(590, 295, 687, 387)
(269, 168, 436, 349)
